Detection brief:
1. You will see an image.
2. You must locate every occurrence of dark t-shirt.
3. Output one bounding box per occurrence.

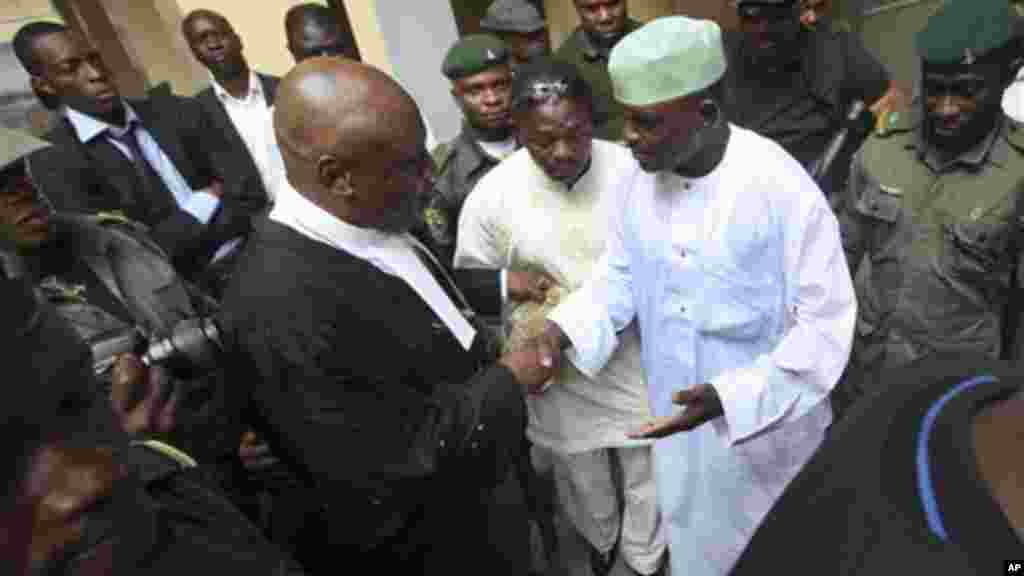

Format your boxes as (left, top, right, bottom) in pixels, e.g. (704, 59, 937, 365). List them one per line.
(730, 356, 1024, 576)
(723, 28, 889, 170)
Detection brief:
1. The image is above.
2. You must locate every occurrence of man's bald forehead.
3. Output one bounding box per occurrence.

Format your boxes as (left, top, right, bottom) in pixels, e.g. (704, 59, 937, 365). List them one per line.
(274, 58, 422, 158)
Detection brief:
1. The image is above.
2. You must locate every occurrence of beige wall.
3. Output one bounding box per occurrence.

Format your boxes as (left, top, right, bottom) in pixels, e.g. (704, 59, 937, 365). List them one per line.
(340, 0, 393, 75)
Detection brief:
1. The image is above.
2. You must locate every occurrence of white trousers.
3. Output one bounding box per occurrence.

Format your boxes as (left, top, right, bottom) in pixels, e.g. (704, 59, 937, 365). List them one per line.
(538, 445, 666, 575)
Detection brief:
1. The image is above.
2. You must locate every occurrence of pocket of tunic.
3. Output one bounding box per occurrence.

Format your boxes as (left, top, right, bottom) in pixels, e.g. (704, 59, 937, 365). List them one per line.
(694, 264, 774, 341)
(940, 220, 1004, 284)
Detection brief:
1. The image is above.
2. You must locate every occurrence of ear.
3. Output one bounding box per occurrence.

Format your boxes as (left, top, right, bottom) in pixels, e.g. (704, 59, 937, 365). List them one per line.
(316, 155, 356, 199)
(30, 75, 56, 101)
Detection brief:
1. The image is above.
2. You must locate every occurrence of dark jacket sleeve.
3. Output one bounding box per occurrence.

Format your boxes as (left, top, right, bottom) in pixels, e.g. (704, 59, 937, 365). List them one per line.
(454, 268, 502, 317)
(222, 306, 525, 511)
(842, 31, 890, 108)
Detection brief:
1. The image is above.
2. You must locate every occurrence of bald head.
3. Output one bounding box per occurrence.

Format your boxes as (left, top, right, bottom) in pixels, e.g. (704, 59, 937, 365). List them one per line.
(274, 58, 433, 234)
(274, 57, 422, 162)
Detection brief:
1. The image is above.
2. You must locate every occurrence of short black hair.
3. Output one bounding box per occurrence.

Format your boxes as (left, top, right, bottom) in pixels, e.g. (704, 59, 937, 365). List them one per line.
(12, 21, 67, 75)
(285, 3, 340, 35)
(181, 9, 233, 40)
(511, 57, 593, 114)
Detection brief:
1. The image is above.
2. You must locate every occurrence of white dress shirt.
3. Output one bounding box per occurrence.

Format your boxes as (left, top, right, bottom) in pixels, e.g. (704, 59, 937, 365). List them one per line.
(269, 175, 477, 350)
(548, 126, 857, 576)
(210, 71, 276, 195)
(456, 140, 652, 453)
(63, 104, 219, 224)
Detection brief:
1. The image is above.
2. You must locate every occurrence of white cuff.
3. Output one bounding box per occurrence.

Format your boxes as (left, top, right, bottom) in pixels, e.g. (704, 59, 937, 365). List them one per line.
(501, 269, 508, 303)
(184, 190, 220, 224)
(710, 360, 798, 446)
(547, 293, 618, 380)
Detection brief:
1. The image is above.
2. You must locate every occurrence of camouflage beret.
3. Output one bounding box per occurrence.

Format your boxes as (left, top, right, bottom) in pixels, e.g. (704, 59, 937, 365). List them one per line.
(442, 34, 509, 80)
(916, 0, 1012, 65)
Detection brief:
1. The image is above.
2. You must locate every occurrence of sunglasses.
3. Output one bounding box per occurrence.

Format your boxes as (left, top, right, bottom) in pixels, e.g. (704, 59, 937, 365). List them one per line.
(923, 74, 988, 100)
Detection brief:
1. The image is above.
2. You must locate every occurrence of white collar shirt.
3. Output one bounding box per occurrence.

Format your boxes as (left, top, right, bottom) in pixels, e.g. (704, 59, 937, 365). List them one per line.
(210, 71, 276, 195)
(268, 177, 477, 350)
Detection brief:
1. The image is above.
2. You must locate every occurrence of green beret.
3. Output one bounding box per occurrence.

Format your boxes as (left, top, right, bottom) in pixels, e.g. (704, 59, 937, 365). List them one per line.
(442, 34, 509, 80)
(916, 0, 1012, 65)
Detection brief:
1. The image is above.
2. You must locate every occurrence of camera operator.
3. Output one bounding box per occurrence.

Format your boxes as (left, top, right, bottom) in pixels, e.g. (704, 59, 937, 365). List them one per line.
(0, 127, 245, 481)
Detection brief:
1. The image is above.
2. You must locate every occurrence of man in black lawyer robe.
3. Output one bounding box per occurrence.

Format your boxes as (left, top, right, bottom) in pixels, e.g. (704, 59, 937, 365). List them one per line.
(219, 57, 555, 573)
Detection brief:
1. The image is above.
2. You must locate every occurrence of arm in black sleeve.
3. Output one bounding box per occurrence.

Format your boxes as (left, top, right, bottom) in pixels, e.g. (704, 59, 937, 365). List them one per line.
(843, 31, 891, 108)
(454, 268, 502, 317)
(228, 318, 524, 498)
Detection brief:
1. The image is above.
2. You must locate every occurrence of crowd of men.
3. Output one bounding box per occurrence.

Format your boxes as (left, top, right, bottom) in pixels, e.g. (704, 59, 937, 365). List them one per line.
(2, 0, 1023, 575)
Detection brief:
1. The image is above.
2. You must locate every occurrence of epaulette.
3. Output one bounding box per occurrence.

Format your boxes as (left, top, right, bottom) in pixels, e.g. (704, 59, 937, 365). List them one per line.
(431, 141, 456, 174)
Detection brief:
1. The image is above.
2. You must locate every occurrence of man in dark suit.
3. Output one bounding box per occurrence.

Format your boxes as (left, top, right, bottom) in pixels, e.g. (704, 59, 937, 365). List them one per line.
(220, 57, 553, 573)
(12, 21, 248, 281)
(184, 9, 278, 214)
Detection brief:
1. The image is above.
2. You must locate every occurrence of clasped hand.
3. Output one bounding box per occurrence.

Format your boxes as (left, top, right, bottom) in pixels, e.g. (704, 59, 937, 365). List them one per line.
(499, 320, 567, 394)
(507, 270, 557, 303)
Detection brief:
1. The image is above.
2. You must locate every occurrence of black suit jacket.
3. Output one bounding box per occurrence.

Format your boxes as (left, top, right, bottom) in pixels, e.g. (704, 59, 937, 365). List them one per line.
(219, 218, 524, 556)
(30, 90, 249, 278)
(195, 73, 278, 215)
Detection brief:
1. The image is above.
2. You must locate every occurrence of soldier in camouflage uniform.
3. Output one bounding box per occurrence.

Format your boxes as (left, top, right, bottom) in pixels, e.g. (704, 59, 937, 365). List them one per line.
(429, 35, 518, 265)
(834, 0, 1024, 413)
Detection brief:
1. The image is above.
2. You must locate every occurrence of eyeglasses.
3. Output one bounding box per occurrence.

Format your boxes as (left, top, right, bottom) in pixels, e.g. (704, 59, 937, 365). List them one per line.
(513, 79, 571, 109)
(923, 74, 988, 100)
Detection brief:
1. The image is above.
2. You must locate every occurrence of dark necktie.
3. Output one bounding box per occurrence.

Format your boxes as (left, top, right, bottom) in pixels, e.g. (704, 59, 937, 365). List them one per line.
(109, 124, 166, 220)
(406, 234, 501, 360)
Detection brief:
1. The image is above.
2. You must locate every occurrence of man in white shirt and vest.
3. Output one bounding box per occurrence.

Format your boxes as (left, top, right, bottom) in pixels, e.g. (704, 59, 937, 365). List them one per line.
(533, 17, 856, 576)
(455, 58, 666, 576)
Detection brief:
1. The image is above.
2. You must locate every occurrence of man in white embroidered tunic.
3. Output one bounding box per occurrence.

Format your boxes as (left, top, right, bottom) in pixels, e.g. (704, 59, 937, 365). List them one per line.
(533, 16, 856, 576)
(455, 59, 666, 575)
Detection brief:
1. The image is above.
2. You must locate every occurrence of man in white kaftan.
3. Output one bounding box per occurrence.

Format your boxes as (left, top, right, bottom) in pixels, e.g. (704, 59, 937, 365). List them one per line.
(534, 17, 857, 576)
(454, 58, 665, 575)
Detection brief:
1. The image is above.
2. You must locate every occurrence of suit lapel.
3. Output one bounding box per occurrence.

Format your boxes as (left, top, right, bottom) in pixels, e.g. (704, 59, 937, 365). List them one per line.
(198, 88, 253, 165)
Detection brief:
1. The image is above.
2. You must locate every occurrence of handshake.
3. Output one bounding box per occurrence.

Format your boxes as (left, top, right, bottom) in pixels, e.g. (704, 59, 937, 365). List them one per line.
(497, 320, 570, 394)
